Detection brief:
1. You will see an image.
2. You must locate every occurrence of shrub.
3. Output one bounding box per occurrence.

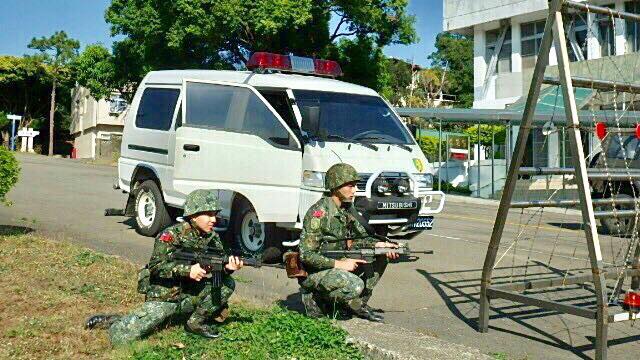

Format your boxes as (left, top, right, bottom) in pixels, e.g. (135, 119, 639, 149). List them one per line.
(0, 146, 20, 205)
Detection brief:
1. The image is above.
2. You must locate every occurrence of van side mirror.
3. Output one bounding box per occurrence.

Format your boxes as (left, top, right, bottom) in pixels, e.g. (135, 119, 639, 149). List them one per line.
(301, 106, 320, 136)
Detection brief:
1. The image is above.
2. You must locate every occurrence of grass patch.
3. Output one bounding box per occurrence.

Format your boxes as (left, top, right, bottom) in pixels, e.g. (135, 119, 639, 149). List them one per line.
(0, 228, 361, 360)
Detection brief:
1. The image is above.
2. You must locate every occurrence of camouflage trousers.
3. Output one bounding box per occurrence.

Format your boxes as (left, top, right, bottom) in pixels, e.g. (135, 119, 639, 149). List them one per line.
(108, 276, 235, 345)
(301, 256, 387, 308)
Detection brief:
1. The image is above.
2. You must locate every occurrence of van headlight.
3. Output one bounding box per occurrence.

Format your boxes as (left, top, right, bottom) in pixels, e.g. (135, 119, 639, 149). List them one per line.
(413, 173, 433, 189)
(302, 171, 326, 189)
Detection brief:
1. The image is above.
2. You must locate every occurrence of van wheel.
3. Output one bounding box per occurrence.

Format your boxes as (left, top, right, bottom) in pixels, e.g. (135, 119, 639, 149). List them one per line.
(600, 193, 638, 237)
(233, 201, 282, 261)
(134, 180, 172, 236)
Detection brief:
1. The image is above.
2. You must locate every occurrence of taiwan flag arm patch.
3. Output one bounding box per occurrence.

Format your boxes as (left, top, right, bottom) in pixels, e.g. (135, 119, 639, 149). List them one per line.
(312, 210, 325, 218)
(159, 232, 174, 243)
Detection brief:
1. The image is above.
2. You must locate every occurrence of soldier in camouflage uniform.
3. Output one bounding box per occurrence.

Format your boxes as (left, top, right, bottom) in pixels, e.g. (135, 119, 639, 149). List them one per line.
(299, 163, 399, 322)
(85, 189, 244, 344)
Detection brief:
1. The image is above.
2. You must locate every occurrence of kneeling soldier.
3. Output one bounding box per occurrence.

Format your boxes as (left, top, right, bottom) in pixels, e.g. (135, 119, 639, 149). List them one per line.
(299, 163, 398, 322)
(86, 189, 243, 344)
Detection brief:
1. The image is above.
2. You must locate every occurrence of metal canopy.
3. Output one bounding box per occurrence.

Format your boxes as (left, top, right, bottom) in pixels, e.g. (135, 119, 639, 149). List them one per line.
(396, 87, 640, 126)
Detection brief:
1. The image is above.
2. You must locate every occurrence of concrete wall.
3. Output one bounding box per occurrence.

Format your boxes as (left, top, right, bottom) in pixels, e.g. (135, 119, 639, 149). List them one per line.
(70, 86, 127, 135)
(444, 0, 548, 33)
(70, 85, 127, 159)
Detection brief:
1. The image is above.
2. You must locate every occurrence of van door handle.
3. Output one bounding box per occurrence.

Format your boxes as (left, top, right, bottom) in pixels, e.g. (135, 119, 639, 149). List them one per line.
(183, 144, 200, 152)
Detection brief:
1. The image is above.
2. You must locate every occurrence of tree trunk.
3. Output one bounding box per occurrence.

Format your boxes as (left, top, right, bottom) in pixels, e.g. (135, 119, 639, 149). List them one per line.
(48, 79, 56, 156)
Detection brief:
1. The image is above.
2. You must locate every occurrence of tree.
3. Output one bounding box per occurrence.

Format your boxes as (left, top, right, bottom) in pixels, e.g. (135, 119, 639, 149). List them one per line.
(327, 37, 392, 98)
(428, 32, 473, 108)
(103, 0, 416, 93)
(73, 44, 117, 100)
(0, 56, 52, 146)
(28, 31, 79, 156)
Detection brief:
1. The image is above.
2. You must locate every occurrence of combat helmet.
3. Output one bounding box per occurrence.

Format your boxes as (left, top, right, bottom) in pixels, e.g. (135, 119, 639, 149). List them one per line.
(183, 189, 222, 217)
(325, 163, 359, 191)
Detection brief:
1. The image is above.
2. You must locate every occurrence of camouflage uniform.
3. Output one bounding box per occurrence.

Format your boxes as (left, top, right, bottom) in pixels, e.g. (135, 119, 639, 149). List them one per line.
(107, 190, 234, 345)
(299, 163, 388, 314)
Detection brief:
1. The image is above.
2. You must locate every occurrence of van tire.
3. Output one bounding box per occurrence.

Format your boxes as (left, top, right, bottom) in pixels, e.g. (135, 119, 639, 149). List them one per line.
(232, 200, 282, 261)
(599, 193, 638, 237)
(134, 180, 172, 236)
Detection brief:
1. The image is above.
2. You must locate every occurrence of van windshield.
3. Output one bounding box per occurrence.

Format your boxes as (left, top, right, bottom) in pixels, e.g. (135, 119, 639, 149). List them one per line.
(293, 90, 414, 145)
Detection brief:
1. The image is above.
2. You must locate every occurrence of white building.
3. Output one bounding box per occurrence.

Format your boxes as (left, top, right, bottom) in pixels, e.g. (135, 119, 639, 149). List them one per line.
(69, 86, 128, 159)
(444, 0, 640, 109)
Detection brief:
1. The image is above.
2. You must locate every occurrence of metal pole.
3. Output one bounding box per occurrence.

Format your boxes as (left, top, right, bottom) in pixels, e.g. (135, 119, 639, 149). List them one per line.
(445, 134, 450, 188)
(492, 129, 495, 198)
(506, 120, 511, 179)
(478, 0, 561, 334)
(10, 119, 16, 151)
(552, 9, 609, 359)
(438, 119, 443, 192)
(477, 121, 481, 198)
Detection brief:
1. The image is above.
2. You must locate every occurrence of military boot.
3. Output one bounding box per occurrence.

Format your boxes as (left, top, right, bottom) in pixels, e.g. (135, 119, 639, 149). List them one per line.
(301, 291, 325, 318)
(347, 299, 383, 323)
(185, 313, 220, 339)
(85, 314, 121, 330)
(361, 290, 384, 313)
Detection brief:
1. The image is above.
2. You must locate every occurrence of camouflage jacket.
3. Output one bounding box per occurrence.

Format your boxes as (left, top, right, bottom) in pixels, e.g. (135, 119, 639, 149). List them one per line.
(299, 196, 377, 273)
(146, 221, 228, 301)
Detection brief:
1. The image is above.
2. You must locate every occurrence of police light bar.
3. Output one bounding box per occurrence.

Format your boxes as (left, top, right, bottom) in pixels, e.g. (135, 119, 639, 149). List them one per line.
(247, 52, 343, 77)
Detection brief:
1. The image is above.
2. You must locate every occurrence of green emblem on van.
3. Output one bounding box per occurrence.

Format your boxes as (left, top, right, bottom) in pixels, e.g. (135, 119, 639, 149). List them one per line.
(413, 158, 424, 172)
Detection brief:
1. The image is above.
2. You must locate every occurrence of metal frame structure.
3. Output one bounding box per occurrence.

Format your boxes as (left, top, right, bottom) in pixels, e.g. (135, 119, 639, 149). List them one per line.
(478, 1, 640, 359)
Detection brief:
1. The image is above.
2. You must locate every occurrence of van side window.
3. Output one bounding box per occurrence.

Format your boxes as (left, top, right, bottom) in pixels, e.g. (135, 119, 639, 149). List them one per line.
(135, 88, 180, 130)
(186, 82, 292, 147)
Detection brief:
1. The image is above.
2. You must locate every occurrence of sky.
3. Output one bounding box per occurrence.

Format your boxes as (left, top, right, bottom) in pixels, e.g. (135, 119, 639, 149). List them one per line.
(0, 0, 442, 67)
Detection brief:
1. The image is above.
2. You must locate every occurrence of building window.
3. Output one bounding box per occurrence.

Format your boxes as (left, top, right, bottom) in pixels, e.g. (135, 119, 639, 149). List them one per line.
(596, 3, 616, 57)
(109, 94, 128, 114)
(486, 27, 512, 74)
(625, 1, 640, 53)
(521, 20, 546, 70)
(566, 14, 588, 61)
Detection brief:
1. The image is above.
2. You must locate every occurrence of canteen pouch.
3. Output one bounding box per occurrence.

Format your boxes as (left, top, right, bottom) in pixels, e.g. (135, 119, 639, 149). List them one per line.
(136, 265, 151, 294)
(284, 251, 308, 279)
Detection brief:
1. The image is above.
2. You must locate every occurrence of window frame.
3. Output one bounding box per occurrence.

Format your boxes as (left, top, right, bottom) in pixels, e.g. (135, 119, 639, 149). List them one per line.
(595, 3, 617, 57)
(521, 20, 546, 70)
(625, 1, 640, 53)
(134, 86, 181, 132)
(485, 27, 512, 74)
(181, 79, 302, 151)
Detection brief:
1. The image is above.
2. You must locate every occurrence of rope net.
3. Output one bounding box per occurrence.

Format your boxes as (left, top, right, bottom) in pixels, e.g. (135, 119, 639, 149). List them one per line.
(497, 4, 640, 315)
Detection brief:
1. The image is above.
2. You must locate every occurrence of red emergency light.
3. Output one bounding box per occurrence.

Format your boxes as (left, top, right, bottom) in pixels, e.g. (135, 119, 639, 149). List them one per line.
(246, 52, 343, 78)
(622, 290, 640, 313)
(595, 122, 607, 140)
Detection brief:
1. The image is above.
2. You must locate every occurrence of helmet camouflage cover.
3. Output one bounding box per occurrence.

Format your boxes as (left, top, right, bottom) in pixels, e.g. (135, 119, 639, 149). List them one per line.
(325, 163, 359, 191)
(183, 189, 222, 218)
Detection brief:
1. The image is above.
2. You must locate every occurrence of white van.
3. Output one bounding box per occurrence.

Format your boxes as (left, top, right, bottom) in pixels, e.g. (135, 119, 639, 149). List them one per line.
(116, 52, 444, 255)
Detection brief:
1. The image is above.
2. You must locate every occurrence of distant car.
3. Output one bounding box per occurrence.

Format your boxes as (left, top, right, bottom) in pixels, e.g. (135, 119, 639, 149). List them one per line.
(590, 124, 640, 236)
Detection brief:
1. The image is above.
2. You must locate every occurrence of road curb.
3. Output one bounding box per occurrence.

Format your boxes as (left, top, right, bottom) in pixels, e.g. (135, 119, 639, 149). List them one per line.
(340, 318, 492, 360)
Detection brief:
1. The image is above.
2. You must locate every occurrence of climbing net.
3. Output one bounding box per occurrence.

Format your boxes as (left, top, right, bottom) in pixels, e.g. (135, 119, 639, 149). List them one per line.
(480, 1, 640, 358)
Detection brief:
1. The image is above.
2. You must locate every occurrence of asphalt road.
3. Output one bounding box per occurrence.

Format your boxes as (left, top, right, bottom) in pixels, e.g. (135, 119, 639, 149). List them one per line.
(3, 153, 640, 360)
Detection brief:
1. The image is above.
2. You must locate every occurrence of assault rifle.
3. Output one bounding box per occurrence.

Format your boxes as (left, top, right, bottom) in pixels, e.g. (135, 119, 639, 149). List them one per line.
(284, 241, 432, 279)
(321, 245, 433, 263)
(172, 247, 283, 303)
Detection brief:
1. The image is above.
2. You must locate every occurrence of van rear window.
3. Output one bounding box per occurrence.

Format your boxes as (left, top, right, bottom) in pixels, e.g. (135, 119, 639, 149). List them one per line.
(135, 88, 180, 130)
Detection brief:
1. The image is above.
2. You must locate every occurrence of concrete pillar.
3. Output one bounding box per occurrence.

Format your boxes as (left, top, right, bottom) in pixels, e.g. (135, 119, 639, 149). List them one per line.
(20, 128, 27, 152)
(511, 18, 522, 73)
(615, 0, 627, 55)
(474, 26, 488, 104)
(27, 128, 35, 153)
(547, 131, 560, 167)
(587, 12, 601, 59)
